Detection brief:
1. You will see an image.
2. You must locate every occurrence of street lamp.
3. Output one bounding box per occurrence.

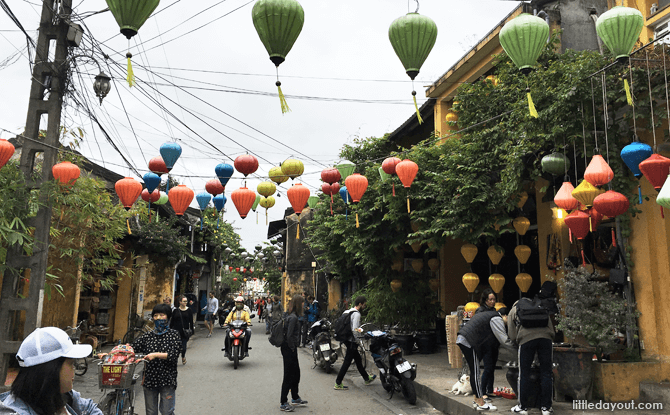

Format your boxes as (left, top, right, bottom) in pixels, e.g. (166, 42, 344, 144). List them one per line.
(93, 72, 111, 104)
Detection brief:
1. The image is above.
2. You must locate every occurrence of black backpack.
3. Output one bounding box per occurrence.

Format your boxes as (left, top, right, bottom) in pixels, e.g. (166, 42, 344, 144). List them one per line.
(269, 316, 286, 347)
(333, 310, 354, 342)
(516, 297, 550, 328)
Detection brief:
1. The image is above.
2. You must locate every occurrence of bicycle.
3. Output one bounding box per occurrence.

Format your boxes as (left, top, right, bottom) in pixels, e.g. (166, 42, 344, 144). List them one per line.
(98, 355, 145, 415)
(337, 323, 372, 371)
(65, 320, 89, 376)
(122, 314, 154, 344)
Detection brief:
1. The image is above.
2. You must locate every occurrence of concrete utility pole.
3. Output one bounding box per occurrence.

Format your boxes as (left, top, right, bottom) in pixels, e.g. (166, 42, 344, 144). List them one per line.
(0, 0, 73, 387)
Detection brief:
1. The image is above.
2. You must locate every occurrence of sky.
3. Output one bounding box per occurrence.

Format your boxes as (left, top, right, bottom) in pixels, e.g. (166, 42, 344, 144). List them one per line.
(0, 0, 519, 252)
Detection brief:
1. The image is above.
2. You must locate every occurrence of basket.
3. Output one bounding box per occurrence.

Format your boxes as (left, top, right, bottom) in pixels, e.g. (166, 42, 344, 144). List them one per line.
(445, 315, 462, 369)
(98, 362, 141, 389)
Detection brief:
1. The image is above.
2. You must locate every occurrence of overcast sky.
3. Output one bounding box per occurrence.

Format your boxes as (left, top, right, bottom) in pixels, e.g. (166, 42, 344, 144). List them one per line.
(0, 0, 519, 252)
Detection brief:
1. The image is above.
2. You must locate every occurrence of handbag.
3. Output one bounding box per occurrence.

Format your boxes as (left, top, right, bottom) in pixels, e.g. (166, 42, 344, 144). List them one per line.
(609, 248, 627, 286)
(179, 310, 193, 337)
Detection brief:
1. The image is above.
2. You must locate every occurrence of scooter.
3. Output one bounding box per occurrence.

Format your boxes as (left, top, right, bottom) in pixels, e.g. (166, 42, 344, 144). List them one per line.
(308, 318, 338, 373)
(364, 329, 418, 405)
(222, 314, 254, 369)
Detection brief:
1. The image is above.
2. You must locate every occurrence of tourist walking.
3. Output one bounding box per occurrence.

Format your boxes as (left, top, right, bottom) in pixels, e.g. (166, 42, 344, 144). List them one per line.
(334, 296, 376, 390)
(201, 292, 219, 338)
(279, 295, 308, 412)
(170, 295, 195, 365)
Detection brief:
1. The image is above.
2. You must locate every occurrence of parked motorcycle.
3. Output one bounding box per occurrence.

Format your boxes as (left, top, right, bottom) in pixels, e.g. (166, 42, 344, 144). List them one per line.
(308, 318, 338, 373)
(364, 329, 418, 404)
(222, 315, 254, 369)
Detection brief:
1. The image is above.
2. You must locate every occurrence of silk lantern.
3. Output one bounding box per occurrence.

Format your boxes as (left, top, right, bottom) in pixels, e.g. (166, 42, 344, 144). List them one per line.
(321, 182, 340, 215)
(231, 187, 256, 219)
(141, 188, 160, 203)
(411, 259, 424, 273)
(390, 279, 402, 293)
(320, 167, 341, 185)
(259, 196, 276, 225)
(159, 142, 181, 172)
(336, 160, 355, 181)
(554, 181, 579, 211)
(269, 166, 288, 184)
(339, 186, 351, 219)
(427, 258, 440, 271)
(257, 181, 276, 197)
(462, 273, 479, 293)
(148, 156, 168, 175)
(281, 159, 304, 180)
(514, 245, 532, 264)
(52, 161, 81, 186)
(382, 157, 402, 196)
(656, 174, 670, 210)
(142, 172, 160, 193)
(593, 190, 629, 218)
(168, 185, 194, 216)
(307, 196, 319, 209)
(0, 139, 16, 170)
(205, 178, 224, 196)
(595, 6, 644, 60)
(287, 183, 310, 238)
(396, 159, 419, 213)
(461, 244, 478, 264)
(584, 154, 614, 187)
(234, 154, 259, 178)
(572, 180, 603, 208)
(564, 210, 590, 241)
(487, 245, 504, 265)
(213, 194, 226, 228)
(154, 191, 168, 206)
(513, 217, 530, 236)
(115, 177, 143, 210)
(621, 141, 653, 204)
(196, 192, 211, 230)
(639, 154, 670, 190)
(515, 273, 533, 293)
(541, 152, 570, 176)
(344, 173, 368, 228)
(489, 274, 505, 294)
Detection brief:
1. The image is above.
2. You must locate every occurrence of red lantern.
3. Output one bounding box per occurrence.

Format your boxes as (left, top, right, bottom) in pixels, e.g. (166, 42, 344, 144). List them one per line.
(148, 156, 169, 175)
(564, 210, 590, 240)
(205, 178, 224, 196)
(321, 182, 340, 215)
(168, 184, 195, 216)
(584, 155, 614, 187)
(234, 154, 259, 177)
(321, 167, 341, 184)
(639, 154, 670, 190)
(231, 186, 256, 218)
(287, 183, 310, 214)
(233, 277, 238, 281)
(236, 268, 240, 272)
(253, 277, 257, 281)
(593, 190, 629, 218)
(229, 266, 234, 271)
(395, 159, 419, 213)
(141, 188, 160, 203)
(382, 157, 402, 175)
(52, 161, 81, 186)
(263, 278, 266, 281)
(115, 177, 143, 210)
(0, 139, 15, 170)
(554, 181, 579, 211)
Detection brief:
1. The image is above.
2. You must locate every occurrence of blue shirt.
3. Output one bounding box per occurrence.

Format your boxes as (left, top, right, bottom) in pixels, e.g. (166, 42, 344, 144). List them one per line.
(0, 390, 102, 415)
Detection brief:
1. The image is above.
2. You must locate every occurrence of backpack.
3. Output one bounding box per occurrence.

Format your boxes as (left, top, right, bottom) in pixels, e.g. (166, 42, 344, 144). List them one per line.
(333, 310, 354, 342)
(268, 317, 286, 347)
(516, 297, 550, 328)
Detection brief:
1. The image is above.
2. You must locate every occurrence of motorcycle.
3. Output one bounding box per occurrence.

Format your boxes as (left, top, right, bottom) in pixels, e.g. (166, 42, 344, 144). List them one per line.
(364, 328, 418, 405)
(308, 318, 338, 373)
(222, 315, 254, 369)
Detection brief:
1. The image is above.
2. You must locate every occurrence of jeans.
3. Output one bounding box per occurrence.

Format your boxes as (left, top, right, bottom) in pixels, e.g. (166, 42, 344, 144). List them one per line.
(280, 343, 300, 404)
(518, 338, 553, 409)
(458, 343, 483, 398)
(481, 345, 499, 395)
(335, 340, 368, 385)
(143, 385, 175, 415)
(179, 338, 188, 358)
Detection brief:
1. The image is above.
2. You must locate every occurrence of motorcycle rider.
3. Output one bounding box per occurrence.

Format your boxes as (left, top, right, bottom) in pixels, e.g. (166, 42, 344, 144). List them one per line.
(224, 296, 252, 358)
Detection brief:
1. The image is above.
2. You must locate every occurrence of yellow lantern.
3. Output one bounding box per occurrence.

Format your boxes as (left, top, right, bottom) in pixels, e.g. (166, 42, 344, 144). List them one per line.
(464, 302, 479, 318)
(514, 245, 532, 264)
(429, 278, 440, 291)
(461, 244, 478, 263)
(269, 166, 288, 184)
(244, 278, 247, 282)
(462, 272, 479, 293)
(486, 75, 499, 86)
(391, 259, 403, 271)
(410, 242, 422, 253)
(390, 279, 402, 292)
(487, 245, 504, 265)
(494, 302, 507, 311)
(517, 191, 529, 209)
(411, 259, 424, 273)
(513, 217, 530, 236)
(515, 273, 533, 293)
(489, 273, 505, 293)
(280, 158, 305, 180)
(427, 258, 440, 271)
(445, 112, 458, 123)
(571, 179, 603, 208)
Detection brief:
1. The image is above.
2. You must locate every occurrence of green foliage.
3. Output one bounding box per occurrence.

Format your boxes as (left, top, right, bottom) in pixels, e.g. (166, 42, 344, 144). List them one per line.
(0, 161, 36, 268)
(130, 214, 191, 269)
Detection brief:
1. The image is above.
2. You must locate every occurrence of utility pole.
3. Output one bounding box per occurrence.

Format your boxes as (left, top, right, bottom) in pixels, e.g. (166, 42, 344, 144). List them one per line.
(0, 0, 73, 387)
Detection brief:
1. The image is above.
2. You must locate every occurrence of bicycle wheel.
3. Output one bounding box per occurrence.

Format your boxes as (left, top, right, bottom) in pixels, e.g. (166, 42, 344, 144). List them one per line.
(99, 391, 130, 415)
(73, 357, 87, 376)
(357, 343, 367, 370)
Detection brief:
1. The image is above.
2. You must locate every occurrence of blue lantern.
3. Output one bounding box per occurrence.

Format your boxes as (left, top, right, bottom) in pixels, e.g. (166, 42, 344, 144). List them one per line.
(196, 192, 212, 230)
(621, 141, 653, 204)
(339, 186, 350, 219)
(213, 194, 227, 228)
(159, 142, 182, 171)
(215, 163, 234, 187)
(143, 172, 161, 193)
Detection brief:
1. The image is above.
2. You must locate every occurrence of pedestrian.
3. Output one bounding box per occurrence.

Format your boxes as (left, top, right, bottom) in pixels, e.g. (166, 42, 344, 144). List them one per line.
(163, 296, 175, 311)
(475, 287, 498, 399)
(508, 281, 557, 415)
(264, 297, 274, 334)
(334, 296, 377, 390)
(201, 292, 219, 338)
(279, 295, 308, 412)
(271, 295, 283, 323)
(297, 292, 308, 347)
(0, 327, 102, 415)
(304, 295, 319, 347)
(456, 307, 515, 411)
(131, 303, 182, 415)
(170, 294, 195, 365)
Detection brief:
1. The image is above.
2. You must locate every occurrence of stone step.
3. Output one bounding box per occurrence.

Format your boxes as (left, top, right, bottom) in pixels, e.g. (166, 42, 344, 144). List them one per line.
(639, 381, 670, 406)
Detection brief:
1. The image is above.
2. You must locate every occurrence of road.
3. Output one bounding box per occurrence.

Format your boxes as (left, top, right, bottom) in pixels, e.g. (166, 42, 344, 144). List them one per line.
(75, 321, 442, 415)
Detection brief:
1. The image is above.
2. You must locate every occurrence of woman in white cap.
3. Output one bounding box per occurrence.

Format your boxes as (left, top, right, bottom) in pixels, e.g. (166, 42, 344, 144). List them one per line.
(0, 326, 102, 415)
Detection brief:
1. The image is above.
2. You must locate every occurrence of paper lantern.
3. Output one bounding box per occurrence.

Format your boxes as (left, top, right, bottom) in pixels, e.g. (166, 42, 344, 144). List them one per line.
(595, 6, 644, 60)
(148, 156, 168, 175)
(382, 157, 402, 175)
(564, 210, 590, 240)
(657, 174, 670, 209)
(514, 245, 532, 264)
(269, 166, 288, 184)
(251, 194, 261, 212)
(321, 182, 340, 215)
(105, 0, 159, 39)
(410, 242, 421, 253)
(320, 167, 341, 185)
(513, 217, 530, 236)
(541, 153, 570, 176)
(639, 154, 670, 190)
(52, 161, 81, 186)
(499, 13, 549, 73)
(461, 244, 478, 263)
(464, 302, 479, 318)
(215, 163, 234, 188)
(554, 181, 579, 211)
(287, 183, 310, 215)
(234, 154, 259, 177)
(427, 258, 440, 271)
(445, 111, 458, 123)
(390, 279, 402, 292)
(196, 192, 211, 211)
(0, 139, 16, 170)
(159, 142, 182, 172)
(411, 259, 424, 273)
(462, 273, 479, 293)
(339, 186, 350, 204)
(487, 245, 504, 265)
(515, 273, 533, 293)
(168, 185, 194, 216)
(231, 187, 256, 219)
(260, 196, 276, 210)
(391, 259, 403, 271)
(344, 173, 368, 202)
(213, 194, 226, 212)
(154, 191, 168, 206)
(142, 172, 160, 193)
(489, 274, 505, 294)
(429, 279, 440, 291)
(517, 191, 529, 209)
(255, 181, 275, 198)
(396, 159, 419, 213)
(115, 177, 143, 210)
(281, 159, 304, 180)
(336, 160, 355, 181)
(205, 178, 224, 196)
(584, 154, 614, 187)
(141, 188, 160, 203)
(621, 141, 653, 178)
(593, 190, 629, 217)
(572, 180, 603, 208)
(307, 196, 319, 209)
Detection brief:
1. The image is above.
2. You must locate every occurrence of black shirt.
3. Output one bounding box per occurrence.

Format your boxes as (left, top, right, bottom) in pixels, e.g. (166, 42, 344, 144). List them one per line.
(132, 329, 181, 389)
(170, 308, 195, 339)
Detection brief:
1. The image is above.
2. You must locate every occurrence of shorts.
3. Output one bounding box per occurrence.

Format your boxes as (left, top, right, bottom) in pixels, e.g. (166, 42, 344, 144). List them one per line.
(205, 312, 214, 322)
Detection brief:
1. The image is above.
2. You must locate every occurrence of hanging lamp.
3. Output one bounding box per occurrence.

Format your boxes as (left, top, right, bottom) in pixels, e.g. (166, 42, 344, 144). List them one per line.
(621, 141, 653, 204)
(287, 183, 310, 238)
(269, 166, 289, 185)
(554, 180, 579, 211)
(281, 159, 304, 180)
(541, 152, 570, 176)
(234, 154, 259, 179)
(564, 210, 590, 241)
(52, 161, 81, 186)
(639, 154, 670, 191)
(257, 181, 277, 198)
(148, 156, 168, 176)
(142, 172, 161, 194)
(196, 192, 211, 230)
(396, 159, 419, 213)
(595, 6, 644, 61)
(593, 190, 629, 218)
(572, 179, 603, 208)
(487, 245, 504, 265)
(252, 193, 261, 223)
(213, 194, 226, 228)
(382, 157, 402, 196)
(168, 184, 194, 216)
(231, 186, 256, 219)
(515, 273, 533, 293)
(462, 273, 479, 293)
(205, 178, 225, 196)
(141, 188, 159, 203)
(461, 244, 478, 264)
(215, 163, 234, 188)
(307, 196, 319, 209)
(154, 191, 168, 206)
(336, 160, 355, 182)
(584, 154, 614, 187)
(259, 196, 276, 225)
(0, 139, 15, 170)
(321, 182, 340, 215)
(344, 173, 368, 228)
(489, 274, 505, 294)
(513, 217, 530, 236)
(514, 245, 532, 264)
(115, 177, 143, 210)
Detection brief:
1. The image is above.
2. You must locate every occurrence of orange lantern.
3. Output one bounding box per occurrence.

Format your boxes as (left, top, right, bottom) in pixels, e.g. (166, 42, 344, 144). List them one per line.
(168, 184, 194, 216)
(395, 159, 419, 213)
(487, 245, 504, 265)
(410, 241, 421, 253)
(382, 157, 402, 196)
(52, 161, 81, 186)
(344, 173, 368, 228)
(115, 177, 143, 210)
(461, 244, 478, 263)
(515, 273, 532, 293)
(514, 245, 531, 264)
(517, 191, 529, 209)
(390, 279, 402, 292)
(0, 139, 16, 170)
(593, 190, 629, 218)
(231, 187, 256, 219)
(427, 258, 440, 271)
(287, 183, 310, 238)
(639, 154, 670, 190)
(489, 273, 505, 293)
(148, 156, 169, 175)
(584, 154, 614, 187)
(564, 210, 590, 240)
(554, 181, 579, 211)
(513, 217, 530, 236)
(462, 272, 479, 292)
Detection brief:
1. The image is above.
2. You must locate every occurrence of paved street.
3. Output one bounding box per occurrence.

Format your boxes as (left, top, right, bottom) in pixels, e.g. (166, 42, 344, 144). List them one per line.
(74, 322, 441, 415)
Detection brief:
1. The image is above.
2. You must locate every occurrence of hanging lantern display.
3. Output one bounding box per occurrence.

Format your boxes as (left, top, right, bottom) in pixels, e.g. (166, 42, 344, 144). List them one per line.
(487, 245, 504, 265)
(52, 161, 81, 186)
(287, 183, 310, 238)
(390, 279, 402, 293)
(234, 154, 259, 178)
(499, 13, 549, 117)
(462, 273, 479, 293)
(257, 181, 277, 198)
(159, 142, 181, 172)
(461, 244, 478, 264)
(514, 245, 532, 264)
(411, 259, 424, 273)
(382, 157, 402, 196)
(142, 172, 161, 193)
(515, 273, 533, 293)
(0, 139, 16, 170)
(584, 154, 614, 187)
(213, 194, 226, 228)
(593, 190, 629, 218)
(639, 154, 670, 190)
(269, 166, 288, 184)
(489, 274, 505, 294)
(321, 182, 340, 215)
(215, 163, 234, 188)
(388, 9, 438, 124)
(541, 153, 570, 176)
(148, 156, 168, 175)
(513, 217, 530, 236)
(259, 196, 275, 225)
(554, 180, 579, 211)
(427, 258, 440, 271)
(115, 177, 143, 210)
(656, 174, 670, 209)
(564, 210, 590, 240)
(396, 159, 419, 213)
(517, 191, 529, 209)
(622, 141, 653, 204)
(410, 242, 421, 253)
(252, 194, 261, 212)
(320, 167, 341, 185)
(205, 178, 225, 196)
(572, 180, 603, 208)
(344, 173, 368, 228)
(231, 186, 256, 219)
(281, 159, 304, 180)
(196, 192, 211, 230)
(339, 186, 351, 218)
(154, 191, 169, 206)
(168, 185, 194, 216)
(307, 196, 319, 209)
(595, 6, 644, 60)
(141, 188, 160, 203)
(251, 0, 304, 113)
(336, 160, 355, 182)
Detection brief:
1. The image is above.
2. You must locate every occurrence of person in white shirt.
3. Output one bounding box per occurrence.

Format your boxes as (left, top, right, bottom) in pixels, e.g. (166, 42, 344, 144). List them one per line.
(202, 292, 219, 338)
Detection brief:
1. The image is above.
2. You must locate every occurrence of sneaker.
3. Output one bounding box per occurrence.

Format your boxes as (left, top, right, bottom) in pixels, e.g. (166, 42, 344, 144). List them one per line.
(207, 333, 212, 338)
(279, 403, 294, 412)
(333, 383, 349, 390)
(364, 374, 377, 385)
(291, 398, 308, 406)
(541, 407, 554, 415)
(224, 352, 230, 358)
(476, 402, 497, 411)
(510, 404, 528, 414)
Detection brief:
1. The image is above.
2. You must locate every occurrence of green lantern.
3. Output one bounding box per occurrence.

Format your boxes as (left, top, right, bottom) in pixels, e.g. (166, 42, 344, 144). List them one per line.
(596, 7, 643, 60)
(541, 152, 570, 176)
(336, 160, 355, 181)
(388, 11, 437, 124)
(252, 0, 305, 114)
(307, 196, 319, 209)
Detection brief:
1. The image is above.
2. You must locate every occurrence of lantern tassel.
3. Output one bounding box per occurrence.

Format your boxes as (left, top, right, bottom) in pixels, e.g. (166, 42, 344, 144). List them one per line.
(527, 91, 538, 118)
(127, 218, 131, 235)
(330, 194, 334, 215)
(589, 216, 593, 232)
(266, 210, 269, 226)
(166, 175, 171, 194)
(638, 185, 642, 204)
(407, 196, 411, 214)
(392, 182, 396, 197)
(624, 79, 633, 106)
(277, 81, 291, 114)
(256, 210, 258, 225)
(569, 228, 572, 243)
(611, 228, 616, 248)
(296, 222, 300, 239)
(126, 53, 135, 87)
(412, 92, 423, 124)
(355, 212, 360, 228)
(581, 248, 586, 267)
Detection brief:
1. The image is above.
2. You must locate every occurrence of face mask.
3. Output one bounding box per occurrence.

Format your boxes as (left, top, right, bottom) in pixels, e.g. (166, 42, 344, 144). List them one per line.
(154, 318, 169, 334)
(236, 304, 243, 310)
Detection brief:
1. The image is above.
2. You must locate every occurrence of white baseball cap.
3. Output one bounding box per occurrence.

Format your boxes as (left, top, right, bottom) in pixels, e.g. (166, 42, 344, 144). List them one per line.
(235, 296, 244, 302)
(16, 327, 92, 367)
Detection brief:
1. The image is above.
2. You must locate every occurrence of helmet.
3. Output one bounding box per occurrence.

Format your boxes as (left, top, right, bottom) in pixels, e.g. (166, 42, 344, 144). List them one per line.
(235, 296, 244, 302)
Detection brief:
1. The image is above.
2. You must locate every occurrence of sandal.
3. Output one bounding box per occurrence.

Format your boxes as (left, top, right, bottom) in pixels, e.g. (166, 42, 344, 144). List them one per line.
(182, 358, 186, 365)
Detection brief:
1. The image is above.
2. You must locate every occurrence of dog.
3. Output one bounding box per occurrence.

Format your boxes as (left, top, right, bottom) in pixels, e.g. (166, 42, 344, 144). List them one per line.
(450, 374, 473, 396)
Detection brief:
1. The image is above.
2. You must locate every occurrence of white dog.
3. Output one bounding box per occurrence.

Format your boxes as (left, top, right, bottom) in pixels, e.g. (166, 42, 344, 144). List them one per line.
(450, 374, 473, 396)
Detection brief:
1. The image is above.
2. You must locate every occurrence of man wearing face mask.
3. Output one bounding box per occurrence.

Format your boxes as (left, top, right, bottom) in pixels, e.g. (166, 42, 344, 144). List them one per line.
(224, 296, 253, 358)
